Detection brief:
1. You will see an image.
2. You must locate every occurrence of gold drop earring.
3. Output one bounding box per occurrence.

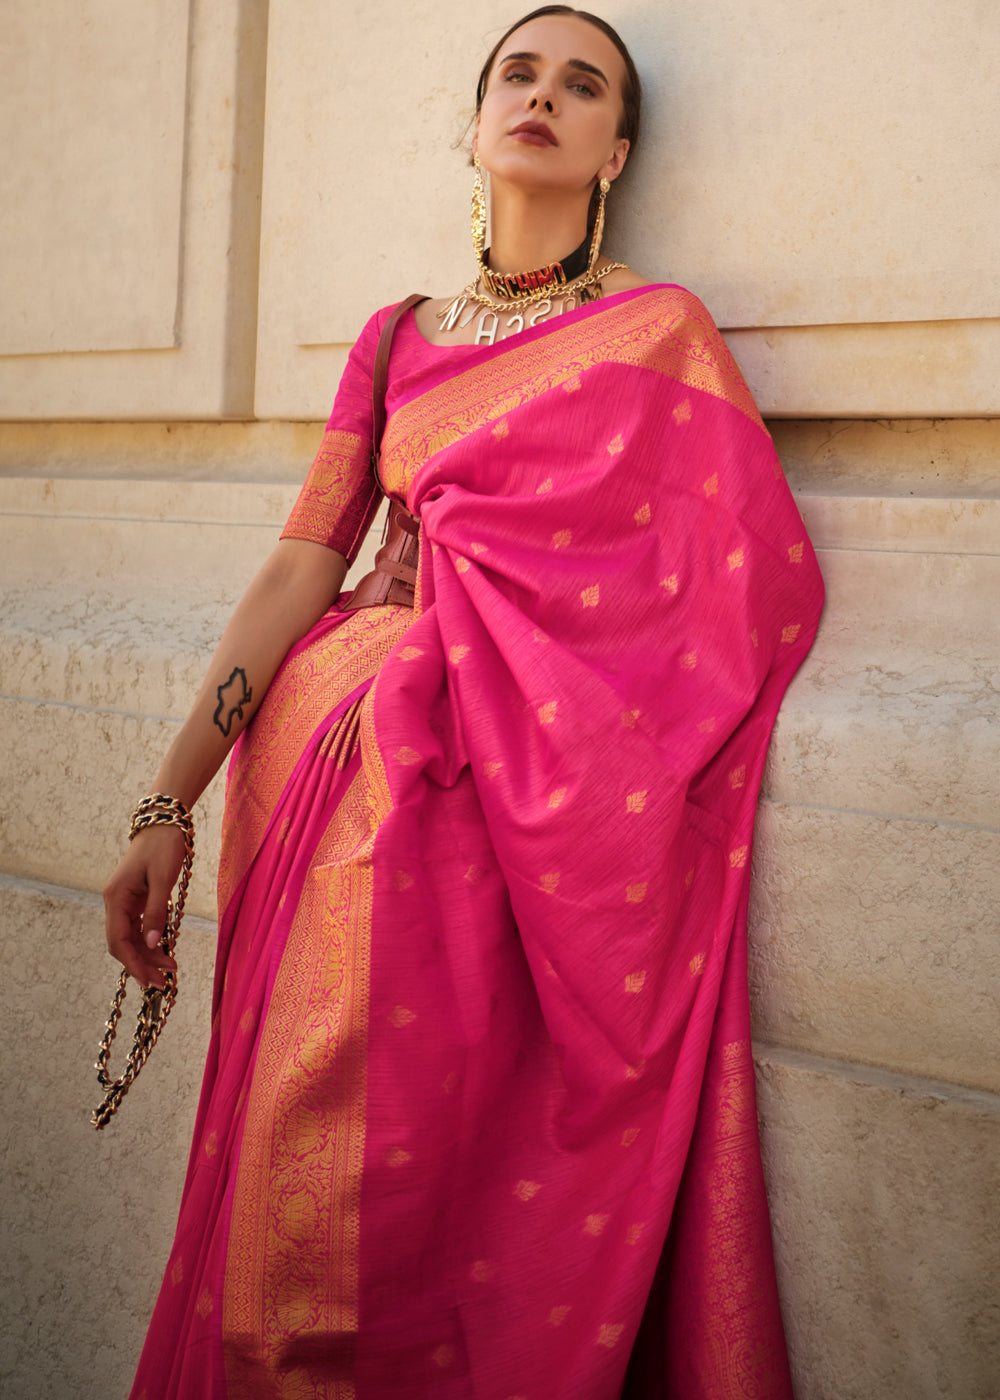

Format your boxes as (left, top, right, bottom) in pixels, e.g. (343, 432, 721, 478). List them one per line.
(588, 176, 611, 272)
(471, 152, 488, 272)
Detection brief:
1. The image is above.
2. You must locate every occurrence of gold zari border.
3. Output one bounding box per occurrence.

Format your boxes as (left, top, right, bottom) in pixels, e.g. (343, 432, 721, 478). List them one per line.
(381, 288, 762, 494)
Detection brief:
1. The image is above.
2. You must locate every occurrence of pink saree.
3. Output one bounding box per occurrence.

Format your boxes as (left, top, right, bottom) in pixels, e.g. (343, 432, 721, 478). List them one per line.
(130, 286, 823, 1400)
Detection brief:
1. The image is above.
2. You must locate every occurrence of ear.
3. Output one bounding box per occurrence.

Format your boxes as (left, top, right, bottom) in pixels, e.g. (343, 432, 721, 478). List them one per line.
(599, 137, 630, 184)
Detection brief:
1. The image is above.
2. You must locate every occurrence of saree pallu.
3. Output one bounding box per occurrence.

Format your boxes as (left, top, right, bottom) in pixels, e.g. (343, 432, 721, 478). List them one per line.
(130, 286, 824, 1400)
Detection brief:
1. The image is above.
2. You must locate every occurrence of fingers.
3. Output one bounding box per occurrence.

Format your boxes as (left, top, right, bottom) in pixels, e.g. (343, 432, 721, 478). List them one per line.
(104, 825, 186, 988)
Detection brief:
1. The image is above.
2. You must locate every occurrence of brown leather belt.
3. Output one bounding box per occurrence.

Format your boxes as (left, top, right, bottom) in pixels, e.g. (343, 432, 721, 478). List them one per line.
(342, 293, 426, 613)
(342, 501, 420, 610)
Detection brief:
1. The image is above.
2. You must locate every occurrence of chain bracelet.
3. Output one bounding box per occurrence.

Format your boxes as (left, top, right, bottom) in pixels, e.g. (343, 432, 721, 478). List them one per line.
(91, 793, 195, 1130)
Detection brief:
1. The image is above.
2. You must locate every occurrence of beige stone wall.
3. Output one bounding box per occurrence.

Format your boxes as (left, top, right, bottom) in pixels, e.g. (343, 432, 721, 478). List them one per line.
(1, 2, 997, 1397)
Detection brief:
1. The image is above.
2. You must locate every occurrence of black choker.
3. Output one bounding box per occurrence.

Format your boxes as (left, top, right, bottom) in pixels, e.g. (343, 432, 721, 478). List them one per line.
(481, 235, 591, 301)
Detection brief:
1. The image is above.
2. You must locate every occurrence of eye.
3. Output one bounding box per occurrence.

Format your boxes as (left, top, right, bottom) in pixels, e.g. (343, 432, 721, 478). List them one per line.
(569, 80, 598, 98)
(502, 64, 533, 84)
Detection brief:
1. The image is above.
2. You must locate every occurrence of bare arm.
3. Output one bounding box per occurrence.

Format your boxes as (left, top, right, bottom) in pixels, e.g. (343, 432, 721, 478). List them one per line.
(104, 537, 348, 987)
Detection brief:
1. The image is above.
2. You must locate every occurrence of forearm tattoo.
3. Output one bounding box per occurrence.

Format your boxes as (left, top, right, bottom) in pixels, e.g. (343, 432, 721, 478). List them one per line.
(213, 666, 253, 737)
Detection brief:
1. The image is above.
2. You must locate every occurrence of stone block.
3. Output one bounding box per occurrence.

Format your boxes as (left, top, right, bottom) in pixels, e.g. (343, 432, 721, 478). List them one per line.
(750, 802, 1000, 1094)
(756, 1046, 1000, 1400)
(0, 696, 223, 919)
(0, 875, 215, 1400)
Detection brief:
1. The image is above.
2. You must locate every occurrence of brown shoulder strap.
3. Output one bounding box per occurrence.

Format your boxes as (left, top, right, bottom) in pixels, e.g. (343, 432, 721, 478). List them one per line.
(371, 294, 427, 469)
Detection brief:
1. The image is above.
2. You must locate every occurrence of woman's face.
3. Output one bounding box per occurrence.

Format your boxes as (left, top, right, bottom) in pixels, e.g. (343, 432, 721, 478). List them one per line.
(476, 14, 630, 197)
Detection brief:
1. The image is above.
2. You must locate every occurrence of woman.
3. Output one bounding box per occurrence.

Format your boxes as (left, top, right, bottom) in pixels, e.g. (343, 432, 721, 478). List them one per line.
(104, 8, 823, 1397)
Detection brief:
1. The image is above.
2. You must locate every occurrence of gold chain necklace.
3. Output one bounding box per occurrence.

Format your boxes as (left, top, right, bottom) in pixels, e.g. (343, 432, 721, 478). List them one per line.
(436, 262, 628, 346)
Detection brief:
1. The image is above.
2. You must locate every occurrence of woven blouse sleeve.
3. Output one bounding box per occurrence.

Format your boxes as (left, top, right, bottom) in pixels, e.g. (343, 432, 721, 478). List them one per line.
(279, 307, 389, 563)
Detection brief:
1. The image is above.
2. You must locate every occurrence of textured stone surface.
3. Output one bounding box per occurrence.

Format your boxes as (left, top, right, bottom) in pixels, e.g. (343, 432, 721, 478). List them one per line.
(773, 418, 1000, 498)
(0, 876, 216, 1400)
(765, 546, 999, 828)
(0, 0, 268, 418)
(756, 1046, 1000, 1400)
(750, 803, 1000, 1094)
(0, 698, 223, 919)
(0, 420, 326, 483)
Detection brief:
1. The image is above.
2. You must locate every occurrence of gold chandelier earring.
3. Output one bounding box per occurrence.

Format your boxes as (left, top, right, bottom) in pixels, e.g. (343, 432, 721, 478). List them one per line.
(471, 152, 488, 271)
(588, 176, 611, 272)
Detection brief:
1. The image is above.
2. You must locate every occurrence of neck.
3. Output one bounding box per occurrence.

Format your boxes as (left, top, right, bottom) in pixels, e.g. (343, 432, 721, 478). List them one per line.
(484, 182, 592, 275)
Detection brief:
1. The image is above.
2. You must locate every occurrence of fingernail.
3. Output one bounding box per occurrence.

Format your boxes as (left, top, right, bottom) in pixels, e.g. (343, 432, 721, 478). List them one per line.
(145, 928, 161, 949)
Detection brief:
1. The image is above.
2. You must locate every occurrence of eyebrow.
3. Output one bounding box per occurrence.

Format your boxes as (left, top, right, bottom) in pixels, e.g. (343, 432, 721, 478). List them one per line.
(498, 51, 610, 88)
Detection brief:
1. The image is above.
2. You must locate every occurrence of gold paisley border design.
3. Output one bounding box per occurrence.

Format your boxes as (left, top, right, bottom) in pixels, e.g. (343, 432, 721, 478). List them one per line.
(222, 765, 375, 1400)
(280, 428, 381, 564)
(219, 606, 412, 912)
(380, 289, 762, 495)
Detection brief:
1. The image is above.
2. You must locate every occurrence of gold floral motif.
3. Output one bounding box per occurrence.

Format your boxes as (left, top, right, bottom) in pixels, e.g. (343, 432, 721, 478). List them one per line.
(597, 1323, 624, 1348)
(170, 1256, 184, 1287)
(548, 787, 567, 809)
(728, 766, 746, 790)
(788, 541, 804, 564)
(727, 547, 745, 570)
(634, 502, 651, 525)
(660, 574, 679, 595)
(432, 1345, 456, 1370)
(389, 1006, 416, 1028)
(385, 1147, 413, 1168)
(703, 473, 719, 497)
(672, 398, 693, 425)
(625, 1223, 645, 1246)
(513, 1180, 542, 1202)
(621, 1127, 641, 1148)
(196, 1288, 213, 1320)
(689, 954, 706, 977)
(552, 528, 572, 548)
(584, 1214, 610, 1237)
(549, 1305, 572, 1326)
(729, 846, 749, 869)
(624, 971, 647, 994)
(449, 644, 470, 664)
(580, 584, 600, 608)
(470, 1260, 497, 1283)
(483, 760, 503, 779)
(625, 882, 648, 904)
(204, 1131, 218, 1159)
(626, 791, 648, 813)
(781, 623, 802, 645)
(537, 701, 558, 725)
(394, 746, 422, 766)
(620, 709, 639, 729)
(680, 651, 697, 670)
(391, 870, 414, 891)
(536, 477, 553, 494)
(607, 434, 625, 455)
(540, 873, 561, 894)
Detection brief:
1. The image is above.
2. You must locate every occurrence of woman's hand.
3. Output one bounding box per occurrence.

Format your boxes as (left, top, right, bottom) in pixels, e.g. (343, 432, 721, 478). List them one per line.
(103, 824, 187, 989)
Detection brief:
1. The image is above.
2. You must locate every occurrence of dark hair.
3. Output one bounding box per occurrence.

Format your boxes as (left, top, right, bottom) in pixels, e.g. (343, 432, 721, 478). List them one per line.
(475, 6, 642, 152)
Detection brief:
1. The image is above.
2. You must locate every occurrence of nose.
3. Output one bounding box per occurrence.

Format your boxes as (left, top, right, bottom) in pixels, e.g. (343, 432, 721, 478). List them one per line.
(526, 80, 556, 115)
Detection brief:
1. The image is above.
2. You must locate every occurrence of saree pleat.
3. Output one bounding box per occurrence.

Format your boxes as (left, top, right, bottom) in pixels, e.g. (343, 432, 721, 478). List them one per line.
(130, 286, 823, 1400)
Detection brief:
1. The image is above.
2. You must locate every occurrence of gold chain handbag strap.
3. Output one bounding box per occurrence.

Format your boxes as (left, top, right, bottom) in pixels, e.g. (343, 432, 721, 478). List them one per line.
(91, 793, 195, 1129)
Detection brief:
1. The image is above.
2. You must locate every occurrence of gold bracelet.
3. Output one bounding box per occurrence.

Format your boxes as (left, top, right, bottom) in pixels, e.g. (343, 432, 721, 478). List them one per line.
(91, 794, 196, 1129)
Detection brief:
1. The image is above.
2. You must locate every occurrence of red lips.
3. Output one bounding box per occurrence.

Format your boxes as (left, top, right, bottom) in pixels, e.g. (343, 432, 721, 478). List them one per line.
(509, 120, 558, 146)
